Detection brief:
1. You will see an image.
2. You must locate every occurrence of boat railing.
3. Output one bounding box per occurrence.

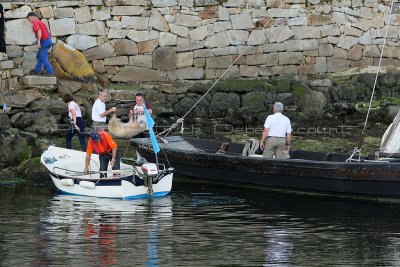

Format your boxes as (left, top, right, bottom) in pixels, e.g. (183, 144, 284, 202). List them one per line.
(52, 166, 133, 178)
(121, 157, 167, 171)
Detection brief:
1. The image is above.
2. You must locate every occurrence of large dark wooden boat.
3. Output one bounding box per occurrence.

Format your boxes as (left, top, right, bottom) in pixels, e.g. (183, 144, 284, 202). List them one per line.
(131, 135, 400, 200)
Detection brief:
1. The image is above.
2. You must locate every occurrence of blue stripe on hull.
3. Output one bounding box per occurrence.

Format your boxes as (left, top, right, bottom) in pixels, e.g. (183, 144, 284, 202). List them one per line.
(56, 189, 170, 200)
(123, 191, 170, 200)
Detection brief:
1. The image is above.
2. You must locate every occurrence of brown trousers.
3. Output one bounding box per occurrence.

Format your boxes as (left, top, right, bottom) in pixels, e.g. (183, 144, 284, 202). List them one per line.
(263, 137, 287, 159)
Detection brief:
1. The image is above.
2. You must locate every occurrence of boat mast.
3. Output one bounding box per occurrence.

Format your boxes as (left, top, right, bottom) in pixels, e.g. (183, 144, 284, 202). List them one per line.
(347, 0, 396, 162)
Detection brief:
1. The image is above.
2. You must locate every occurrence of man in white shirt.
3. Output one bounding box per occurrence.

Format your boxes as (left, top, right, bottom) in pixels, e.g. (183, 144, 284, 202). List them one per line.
(92, 90, 116, 131)
(260, 102, 292, 159)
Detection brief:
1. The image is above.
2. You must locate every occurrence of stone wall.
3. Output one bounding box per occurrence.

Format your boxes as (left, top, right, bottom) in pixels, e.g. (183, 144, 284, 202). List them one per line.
(1, 0, 400, 87)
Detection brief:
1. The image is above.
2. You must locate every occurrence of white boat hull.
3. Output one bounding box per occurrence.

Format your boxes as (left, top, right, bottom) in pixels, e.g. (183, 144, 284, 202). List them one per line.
(41, 145, 173, 199)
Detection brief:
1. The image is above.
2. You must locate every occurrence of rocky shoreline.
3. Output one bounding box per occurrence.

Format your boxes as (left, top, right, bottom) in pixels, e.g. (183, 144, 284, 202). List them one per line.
(1, 72, 399, 182)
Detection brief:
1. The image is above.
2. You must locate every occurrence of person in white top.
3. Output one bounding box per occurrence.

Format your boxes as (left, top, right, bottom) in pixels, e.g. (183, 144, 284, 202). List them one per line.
(129, 92, 152, 138)
(63, 94, 87, 151)
(260, 102, 292, 159)
(92, 90, 116, 131)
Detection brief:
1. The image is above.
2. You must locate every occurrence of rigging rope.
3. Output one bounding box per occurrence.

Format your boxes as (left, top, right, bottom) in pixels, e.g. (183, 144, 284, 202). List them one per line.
(346, 0, 396, 162)
(157, 0, 288, 138)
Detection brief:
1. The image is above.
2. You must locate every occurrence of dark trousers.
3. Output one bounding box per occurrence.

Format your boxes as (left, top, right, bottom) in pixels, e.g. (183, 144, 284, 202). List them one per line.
(66, 117, 87, 151)
(99, 149, 120, 178)
(133, 131, 149, 138)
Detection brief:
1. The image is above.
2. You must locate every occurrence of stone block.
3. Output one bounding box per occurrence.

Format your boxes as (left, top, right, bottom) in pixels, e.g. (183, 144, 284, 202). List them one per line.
(175, 13, 201, 28)
(77, 21, 107, 36)
(84, 0, 103, 5)
(111, 66, 167, 82)
(113, 39, 138, 56)
(231, 13, 254, 29)
(278, 52, 304, 65)
(174, 67, 204, 80)
(153, 47, 177, 71)
(4, 6, 32, 19)
(169, 24, 189, 37)
(159, 32, 178, 46)
(177, 52, 194, 68)
(240, 65, 259, 77)
(22, 76, 57, 85)
(0, 61, 13, 70)
(104, 56, 129, 66)
(49, 18, 76, 36)
(6, 19, 36, 45)
(91, 7, 112, 20)
(39, 6, 54, 19)
(226, 30, 249, 45)
(53, 7, 74, 19)
(204, 32, 229, 48)
(129, 55, 152, 68)
(11, 69, 24, 77)
(74, 6, 91, 23)
(66, 34, 97, 51)
(111, 6, 144, 16)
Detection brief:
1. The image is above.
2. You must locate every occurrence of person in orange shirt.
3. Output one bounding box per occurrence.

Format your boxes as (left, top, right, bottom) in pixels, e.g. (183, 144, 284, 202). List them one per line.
(84, 130, 120, 177)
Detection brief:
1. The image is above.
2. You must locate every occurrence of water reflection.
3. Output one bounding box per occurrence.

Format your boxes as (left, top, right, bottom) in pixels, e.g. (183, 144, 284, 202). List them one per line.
(38, 194, 172, 266)
(3, 183, 400, 266)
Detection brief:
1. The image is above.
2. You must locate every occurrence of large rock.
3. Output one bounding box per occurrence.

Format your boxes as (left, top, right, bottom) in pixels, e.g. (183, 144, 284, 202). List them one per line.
(209, 92, 240, 117)
(291, 81, 326, 115)
(11, 110, 58, 135)
(1, 90, 44, 108)
(49, 18, 76, 36)
(84, 42, 116, 61)
(26, 98, 66, 115)
(0, 131, 32, 167)
(5, 19, 36, 45)
(66, 34, 97, 51)
(153, 47, 176, 71)
(0, 113, 11, 128)
(113, 39, 138, 55)
(52, 41, 96, 80)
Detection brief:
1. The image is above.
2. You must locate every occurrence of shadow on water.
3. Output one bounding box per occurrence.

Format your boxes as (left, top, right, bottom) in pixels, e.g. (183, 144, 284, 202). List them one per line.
(2, 178, 400, 266)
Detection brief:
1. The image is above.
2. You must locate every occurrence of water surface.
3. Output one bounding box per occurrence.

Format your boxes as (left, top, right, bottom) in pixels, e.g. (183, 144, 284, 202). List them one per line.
(1, 181, 400, 266)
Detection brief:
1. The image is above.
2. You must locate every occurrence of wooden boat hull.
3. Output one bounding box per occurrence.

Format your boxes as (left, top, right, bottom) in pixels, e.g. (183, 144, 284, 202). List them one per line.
(41, 145, 173, 199)
(131, 136, 400, 199)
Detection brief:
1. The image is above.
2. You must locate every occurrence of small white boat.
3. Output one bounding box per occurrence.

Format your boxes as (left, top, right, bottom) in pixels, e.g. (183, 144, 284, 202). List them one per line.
(40, 145, 174, 200)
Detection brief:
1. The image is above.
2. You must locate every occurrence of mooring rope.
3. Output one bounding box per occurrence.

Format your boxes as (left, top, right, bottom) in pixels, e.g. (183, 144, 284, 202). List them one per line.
(346, 0, 396, 162)
(157, 0, 288, 138)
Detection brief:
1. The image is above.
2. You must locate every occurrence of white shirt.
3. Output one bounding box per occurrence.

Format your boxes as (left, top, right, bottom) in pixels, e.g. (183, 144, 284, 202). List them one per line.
(134, 103, 148, 129)
(264, 113, 292, 137)
(68, 101, 82, 119)
(92, 99, 106, 122)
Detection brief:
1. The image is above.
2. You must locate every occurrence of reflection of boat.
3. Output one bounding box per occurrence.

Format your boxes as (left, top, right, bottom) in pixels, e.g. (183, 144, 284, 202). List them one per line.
(40, 146, 174, 200)
(48, 193, 173, 214)
(131, 136, 400, 200)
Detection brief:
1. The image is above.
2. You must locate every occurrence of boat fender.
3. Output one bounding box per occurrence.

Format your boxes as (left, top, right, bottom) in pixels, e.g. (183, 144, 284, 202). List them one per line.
(141, 163, 158, 176)
(60, 179, 74, 186)
(79, 180, 96, 189)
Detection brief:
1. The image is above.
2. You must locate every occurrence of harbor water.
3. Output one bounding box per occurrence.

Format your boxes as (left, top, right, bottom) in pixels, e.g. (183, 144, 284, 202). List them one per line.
(1, 179, 400, 266)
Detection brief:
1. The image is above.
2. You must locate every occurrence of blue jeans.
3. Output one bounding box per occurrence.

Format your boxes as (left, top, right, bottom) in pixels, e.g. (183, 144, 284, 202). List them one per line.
(99, 149, 120, 178)
(35, 38, 53, 74)
(66, 117, 87, 151)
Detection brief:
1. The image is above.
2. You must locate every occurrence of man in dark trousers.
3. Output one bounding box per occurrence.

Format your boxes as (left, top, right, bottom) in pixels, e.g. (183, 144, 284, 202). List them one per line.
(84, 130, 120, 177)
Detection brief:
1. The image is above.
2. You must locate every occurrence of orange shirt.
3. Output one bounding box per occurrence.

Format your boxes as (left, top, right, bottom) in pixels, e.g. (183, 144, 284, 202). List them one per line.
(86, 132, 117, 155)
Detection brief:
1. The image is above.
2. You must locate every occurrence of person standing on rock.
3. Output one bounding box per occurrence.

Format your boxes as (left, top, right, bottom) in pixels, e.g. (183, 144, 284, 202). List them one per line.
(92, 89, 116, 131)
(260, 102, 292, 159)
(0, 4, 7, 61)
(63, 94, 87, 152)
(27, 11, 54, 76)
